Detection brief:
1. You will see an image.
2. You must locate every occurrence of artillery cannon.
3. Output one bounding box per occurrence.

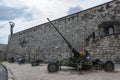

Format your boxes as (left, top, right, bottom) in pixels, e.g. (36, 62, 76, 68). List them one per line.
(7, 52, 43, 66)
(47, 18, 115, 73)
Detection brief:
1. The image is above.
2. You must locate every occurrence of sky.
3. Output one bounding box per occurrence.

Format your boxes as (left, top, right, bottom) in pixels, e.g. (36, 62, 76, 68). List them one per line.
(0, 0, 112, 44)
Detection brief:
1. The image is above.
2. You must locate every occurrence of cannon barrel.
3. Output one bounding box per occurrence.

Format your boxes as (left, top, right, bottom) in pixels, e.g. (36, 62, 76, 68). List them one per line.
(47, 18, 80, 58)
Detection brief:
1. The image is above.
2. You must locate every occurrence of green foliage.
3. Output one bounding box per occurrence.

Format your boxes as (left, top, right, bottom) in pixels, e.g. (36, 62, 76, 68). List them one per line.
(62, 59, 69, 65)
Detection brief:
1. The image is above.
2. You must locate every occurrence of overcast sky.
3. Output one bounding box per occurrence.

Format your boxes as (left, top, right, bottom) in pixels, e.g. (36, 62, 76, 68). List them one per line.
(0, 0, 112, 44)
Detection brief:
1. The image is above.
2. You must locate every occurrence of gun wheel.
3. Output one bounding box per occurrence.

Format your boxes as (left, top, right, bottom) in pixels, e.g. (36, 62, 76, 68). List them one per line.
(47, 63, 59, 73)
(104, 61, 114, 72)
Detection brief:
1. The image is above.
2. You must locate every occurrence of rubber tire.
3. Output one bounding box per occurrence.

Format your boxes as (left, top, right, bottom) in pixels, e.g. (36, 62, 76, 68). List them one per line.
(104, 61, 114, 72)
(47, 63, 59, 73)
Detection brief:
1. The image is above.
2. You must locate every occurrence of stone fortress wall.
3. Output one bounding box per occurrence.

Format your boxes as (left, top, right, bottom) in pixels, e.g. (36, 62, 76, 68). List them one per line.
(7, 0, 120, 63)
(0, 44, 7, 60)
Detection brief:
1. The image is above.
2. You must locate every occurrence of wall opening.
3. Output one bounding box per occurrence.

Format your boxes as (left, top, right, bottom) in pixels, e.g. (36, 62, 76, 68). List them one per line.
(107, 25, 114, 35)
(92, 32, 95, 39)
(98, 21, 114, 37)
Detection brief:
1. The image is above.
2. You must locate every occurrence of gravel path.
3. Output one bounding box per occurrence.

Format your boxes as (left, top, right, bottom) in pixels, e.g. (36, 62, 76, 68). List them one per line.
(2, 62, 120, 80)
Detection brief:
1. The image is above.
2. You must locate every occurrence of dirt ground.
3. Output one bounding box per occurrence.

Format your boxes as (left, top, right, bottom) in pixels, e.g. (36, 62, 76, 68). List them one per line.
(2, 62, 120, 80)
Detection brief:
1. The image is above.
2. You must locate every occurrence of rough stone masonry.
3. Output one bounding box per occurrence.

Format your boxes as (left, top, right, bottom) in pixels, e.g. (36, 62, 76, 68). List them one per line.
(7, 0, 120, 63)
(0, 44, 7, 61)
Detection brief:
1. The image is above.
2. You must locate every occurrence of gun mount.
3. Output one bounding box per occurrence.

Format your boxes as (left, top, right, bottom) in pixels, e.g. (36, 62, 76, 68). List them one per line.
(47, 18, 115, 73)
(8, 52, 43, 66)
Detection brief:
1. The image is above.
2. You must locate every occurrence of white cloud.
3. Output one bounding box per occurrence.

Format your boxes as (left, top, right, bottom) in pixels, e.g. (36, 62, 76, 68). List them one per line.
(0, 21, 10, 44)
(0, 0, 112, 44)
(79, 0, 112, 9)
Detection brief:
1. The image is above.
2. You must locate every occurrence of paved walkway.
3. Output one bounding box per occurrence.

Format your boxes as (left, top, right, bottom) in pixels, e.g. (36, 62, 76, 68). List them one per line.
(2, 62, 120, 80)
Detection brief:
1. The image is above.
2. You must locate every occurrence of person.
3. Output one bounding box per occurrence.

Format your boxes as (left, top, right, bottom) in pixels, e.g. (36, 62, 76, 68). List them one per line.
(80, 50, 90, 60)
